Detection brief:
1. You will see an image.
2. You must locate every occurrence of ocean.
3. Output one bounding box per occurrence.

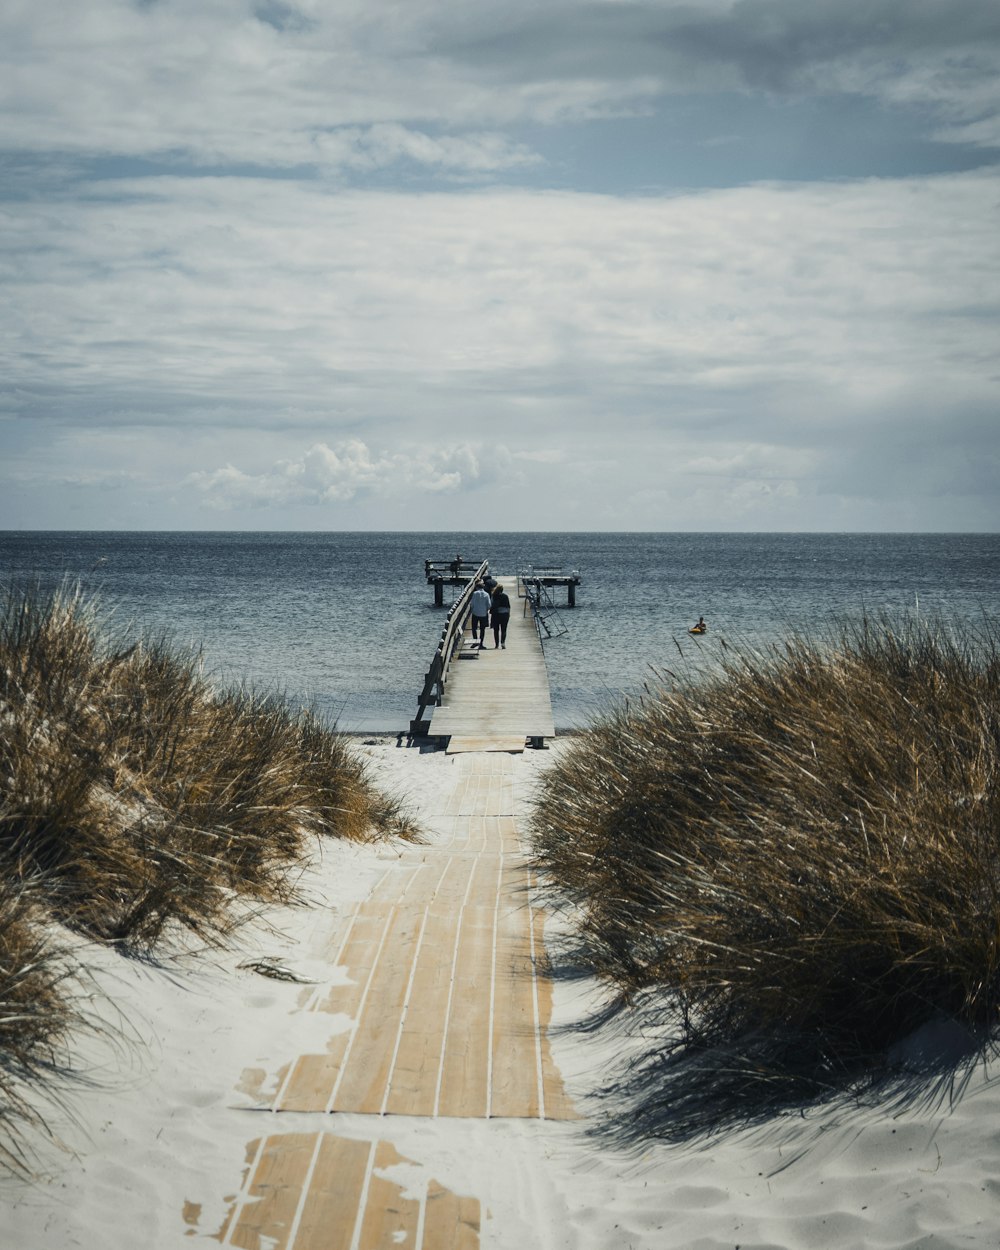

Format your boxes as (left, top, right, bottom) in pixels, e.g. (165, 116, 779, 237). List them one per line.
(1, 532, 997, 732)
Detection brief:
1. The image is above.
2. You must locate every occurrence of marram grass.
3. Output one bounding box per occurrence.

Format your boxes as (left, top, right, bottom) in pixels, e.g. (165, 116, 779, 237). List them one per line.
(0, 580, 415, 1172)
(529, 615, 1000, 1136)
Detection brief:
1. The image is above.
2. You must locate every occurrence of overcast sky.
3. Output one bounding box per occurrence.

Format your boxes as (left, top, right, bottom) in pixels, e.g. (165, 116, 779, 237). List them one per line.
(2, 0, 998, 531)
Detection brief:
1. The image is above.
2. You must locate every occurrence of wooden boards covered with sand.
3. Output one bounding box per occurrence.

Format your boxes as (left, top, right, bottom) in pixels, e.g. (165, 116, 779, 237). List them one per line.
(218, 752, 575, 1249)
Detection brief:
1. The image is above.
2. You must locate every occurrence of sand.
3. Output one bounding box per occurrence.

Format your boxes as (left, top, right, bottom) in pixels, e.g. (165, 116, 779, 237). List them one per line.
(3, 739, 1000, 1249)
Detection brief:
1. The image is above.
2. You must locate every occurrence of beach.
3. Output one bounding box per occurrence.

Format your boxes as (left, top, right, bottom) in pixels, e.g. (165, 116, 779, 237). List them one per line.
(3, 736, 1000, 1250)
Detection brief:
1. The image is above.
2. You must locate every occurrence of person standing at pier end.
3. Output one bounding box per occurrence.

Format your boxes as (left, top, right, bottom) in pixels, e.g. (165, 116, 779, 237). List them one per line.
(491, 584, 512, 649)
(470, 581, 491, 649)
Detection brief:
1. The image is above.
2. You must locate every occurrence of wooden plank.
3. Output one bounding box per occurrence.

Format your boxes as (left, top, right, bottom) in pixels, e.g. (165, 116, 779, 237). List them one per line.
(220, 1136, 482, 1250)
(424, 1181, 481, 1250)
(489, 863, 540, 1119)
(435, 855, 502, 1118)
(445, 736, 525, 754)
(358, 1141, 420, 1250)
(329, 876, 453, 1114)
(273, 906, 387, 1110)
(443, 815, 520, 855)
(442, 775, 515, 817)
(456, 753, 514, 776)
(280, 862, 452, 1113)
(531, 894, 576, 1122)
(497, 816, 522, 855)
(382, 906, 461, 1117)
(293, 1135, 373, 1250)
(224, 1132, 317, 1250)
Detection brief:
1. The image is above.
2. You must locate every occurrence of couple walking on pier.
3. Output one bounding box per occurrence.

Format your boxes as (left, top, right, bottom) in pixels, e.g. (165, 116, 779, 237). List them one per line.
(470, 580, 511, 650)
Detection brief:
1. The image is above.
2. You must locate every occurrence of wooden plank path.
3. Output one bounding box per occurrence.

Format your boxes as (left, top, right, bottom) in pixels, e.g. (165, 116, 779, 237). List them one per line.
(214, 747, 575, 1249)
(428, 576, 555, 749)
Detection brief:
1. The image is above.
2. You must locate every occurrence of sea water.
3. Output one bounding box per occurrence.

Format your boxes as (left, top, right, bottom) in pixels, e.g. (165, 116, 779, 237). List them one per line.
(1, 532, 997, 732)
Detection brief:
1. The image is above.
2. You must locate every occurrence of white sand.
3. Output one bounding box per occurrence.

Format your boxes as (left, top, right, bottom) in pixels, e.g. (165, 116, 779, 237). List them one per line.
(3, 740, 1000, 1249)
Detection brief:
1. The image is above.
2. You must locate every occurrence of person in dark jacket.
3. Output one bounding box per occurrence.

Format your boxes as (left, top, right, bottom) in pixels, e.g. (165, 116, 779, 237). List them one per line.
(490, 584, 512, 649)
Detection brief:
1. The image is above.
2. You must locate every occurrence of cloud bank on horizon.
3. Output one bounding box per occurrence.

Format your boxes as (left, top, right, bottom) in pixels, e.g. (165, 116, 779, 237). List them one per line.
(1, 0, 998, 531)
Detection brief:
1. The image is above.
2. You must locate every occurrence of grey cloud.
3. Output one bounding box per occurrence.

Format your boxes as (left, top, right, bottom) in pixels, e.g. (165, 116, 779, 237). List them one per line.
(253, 1, 316, 34)
(432, 0, 1000, 139)
(813, 395, 1000, 512)
(435, 0, 1000, 84)
(667, 0, 1000, 92)
(2, 161, 997, 529)
(182, 439, 500, 510)
(3, 0, 998, 173)
(4, 169, 997, 441)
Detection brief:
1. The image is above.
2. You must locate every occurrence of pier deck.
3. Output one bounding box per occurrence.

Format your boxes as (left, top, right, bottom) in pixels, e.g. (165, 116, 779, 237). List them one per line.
(428, 576, 555, 750)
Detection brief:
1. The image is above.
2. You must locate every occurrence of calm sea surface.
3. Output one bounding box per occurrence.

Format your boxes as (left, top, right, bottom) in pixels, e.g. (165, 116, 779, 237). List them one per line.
(1, 532, 997, 731)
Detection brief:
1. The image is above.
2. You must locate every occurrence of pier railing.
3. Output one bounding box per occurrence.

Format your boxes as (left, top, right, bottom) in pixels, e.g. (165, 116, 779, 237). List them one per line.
(410, 559, 489, 736)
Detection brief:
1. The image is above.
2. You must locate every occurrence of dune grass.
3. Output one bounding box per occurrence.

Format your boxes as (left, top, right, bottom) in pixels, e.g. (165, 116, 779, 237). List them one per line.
(529, 615, 1000, 1136)
(0, 580, 415, 1171)
(0, 884, 84, 1178)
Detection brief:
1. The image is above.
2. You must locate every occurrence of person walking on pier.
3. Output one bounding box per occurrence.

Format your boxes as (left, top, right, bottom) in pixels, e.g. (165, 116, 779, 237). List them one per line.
(469, 581, 491, 649)
(491, 584, 512, 649)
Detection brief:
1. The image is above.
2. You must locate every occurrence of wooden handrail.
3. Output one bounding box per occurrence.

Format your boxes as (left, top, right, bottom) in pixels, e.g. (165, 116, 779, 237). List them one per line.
(410, 559, 488, 734)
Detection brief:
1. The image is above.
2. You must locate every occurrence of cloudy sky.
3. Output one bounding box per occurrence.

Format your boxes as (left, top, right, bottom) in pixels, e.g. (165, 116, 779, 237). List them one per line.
(2, 0, 998, 531)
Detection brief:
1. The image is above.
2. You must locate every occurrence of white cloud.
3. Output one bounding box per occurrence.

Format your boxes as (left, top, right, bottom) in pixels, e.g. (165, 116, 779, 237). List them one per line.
(183, 439, 495, 509)
(293, 440, 381, 500)
(313, 124, 542, 173)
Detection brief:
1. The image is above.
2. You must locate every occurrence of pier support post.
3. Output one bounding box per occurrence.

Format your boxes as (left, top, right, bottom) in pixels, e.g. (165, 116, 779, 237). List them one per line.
(433, 578, 444, 607)
(567, 582, 576, 607)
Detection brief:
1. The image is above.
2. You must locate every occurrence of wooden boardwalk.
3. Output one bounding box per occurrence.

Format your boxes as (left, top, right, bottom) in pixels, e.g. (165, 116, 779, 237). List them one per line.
(428, 577, 555, 749)
(215, 749, 574, 1249)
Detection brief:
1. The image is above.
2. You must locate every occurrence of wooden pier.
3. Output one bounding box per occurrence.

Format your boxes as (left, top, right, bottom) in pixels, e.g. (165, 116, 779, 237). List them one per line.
(425, 560, 580, 608)
(411, 570, 556, 751)
(212, 570, 576, 1249)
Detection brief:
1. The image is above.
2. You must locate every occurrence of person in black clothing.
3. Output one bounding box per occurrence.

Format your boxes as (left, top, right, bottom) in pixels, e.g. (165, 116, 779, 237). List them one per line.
(490, 584, 512, 649)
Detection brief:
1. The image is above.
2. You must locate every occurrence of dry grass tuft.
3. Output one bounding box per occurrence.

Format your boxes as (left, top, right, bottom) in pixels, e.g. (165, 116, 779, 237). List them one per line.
(530, 615, 1000, 1137)
(0, 882, 81, 1178)
(0, 580, 415, 1169)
